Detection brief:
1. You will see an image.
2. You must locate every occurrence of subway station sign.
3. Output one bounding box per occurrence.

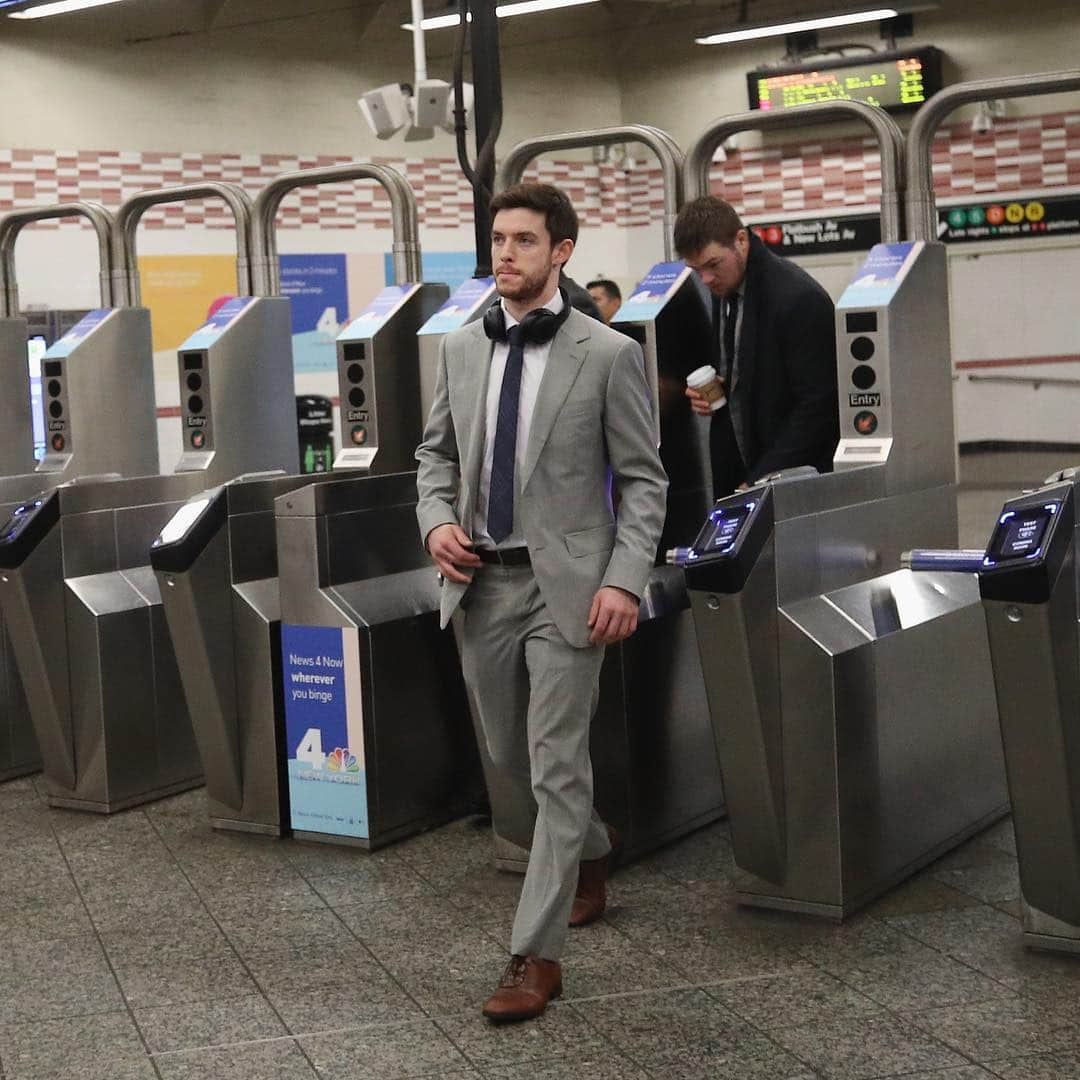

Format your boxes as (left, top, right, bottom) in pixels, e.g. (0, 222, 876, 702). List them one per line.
(750, 215, 881, 255)
(937, 195, 1080, 243)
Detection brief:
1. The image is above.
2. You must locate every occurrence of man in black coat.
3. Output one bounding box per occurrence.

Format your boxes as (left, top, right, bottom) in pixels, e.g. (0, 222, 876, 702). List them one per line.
(674, 196, 839, 496)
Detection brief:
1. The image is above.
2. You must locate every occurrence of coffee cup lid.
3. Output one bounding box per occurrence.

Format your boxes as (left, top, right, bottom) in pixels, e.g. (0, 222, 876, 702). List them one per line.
(686, 365, 717, 387)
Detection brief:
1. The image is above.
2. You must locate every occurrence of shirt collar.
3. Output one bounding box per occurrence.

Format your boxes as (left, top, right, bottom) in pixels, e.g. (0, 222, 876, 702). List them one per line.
(501, 285, 564, 330)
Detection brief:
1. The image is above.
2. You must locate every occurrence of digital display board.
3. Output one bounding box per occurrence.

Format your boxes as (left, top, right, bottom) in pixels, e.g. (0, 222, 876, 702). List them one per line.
(748, 47, 942, 113)
(985, 506, 1057, 567)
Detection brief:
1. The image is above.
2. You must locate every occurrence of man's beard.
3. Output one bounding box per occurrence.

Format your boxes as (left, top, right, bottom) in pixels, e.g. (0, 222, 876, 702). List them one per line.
(497, 262, 554, 304)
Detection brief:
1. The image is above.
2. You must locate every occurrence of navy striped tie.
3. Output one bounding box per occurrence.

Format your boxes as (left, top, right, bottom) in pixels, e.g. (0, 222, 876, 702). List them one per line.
(487, 323, 526, 543)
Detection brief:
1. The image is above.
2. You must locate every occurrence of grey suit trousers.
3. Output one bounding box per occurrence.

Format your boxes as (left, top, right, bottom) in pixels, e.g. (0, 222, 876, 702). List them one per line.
(459, 563, 611, 961)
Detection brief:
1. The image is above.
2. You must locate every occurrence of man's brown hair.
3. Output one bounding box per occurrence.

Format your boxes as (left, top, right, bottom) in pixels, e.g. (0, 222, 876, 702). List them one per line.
(673, 196, 745, 257)
(489, 183, 579, 247)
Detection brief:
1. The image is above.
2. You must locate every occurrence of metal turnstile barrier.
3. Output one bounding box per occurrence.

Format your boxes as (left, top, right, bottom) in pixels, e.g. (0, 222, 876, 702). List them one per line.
(150, 472, 336, 835)
(0, 202, 157, 782)
(274, 473, 480, 847)
(908, 472, 1080, 955)
(672, 98, 1014, 917)
(0, 183, 301, 810)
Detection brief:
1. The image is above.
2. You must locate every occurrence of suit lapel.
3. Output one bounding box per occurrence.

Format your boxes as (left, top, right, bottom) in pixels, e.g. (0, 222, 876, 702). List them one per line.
(521, 318, 589, 492)
(459, 322, 493, 522)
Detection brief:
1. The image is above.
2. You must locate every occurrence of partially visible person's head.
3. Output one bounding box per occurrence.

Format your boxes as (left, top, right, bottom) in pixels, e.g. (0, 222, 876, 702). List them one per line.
(673, 196, 750, 299)
(587, 279, 622, 324)
(489, 183, 577, 308)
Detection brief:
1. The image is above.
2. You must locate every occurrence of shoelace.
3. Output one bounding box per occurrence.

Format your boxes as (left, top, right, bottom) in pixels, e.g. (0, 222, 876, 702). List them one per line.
(501, 955, 529, 987)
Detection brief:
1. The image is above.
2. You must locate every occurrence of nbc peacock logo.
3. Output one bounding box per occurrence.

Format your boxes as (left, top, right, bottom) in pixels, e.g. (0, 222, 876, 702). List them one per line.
(326, 747, 360, 773)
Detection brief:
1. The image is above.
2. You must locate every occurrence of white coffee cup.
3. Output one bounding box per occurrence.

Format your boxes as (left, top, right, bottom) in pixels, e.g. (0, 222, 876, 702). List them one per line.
(687, 365, 726, 411)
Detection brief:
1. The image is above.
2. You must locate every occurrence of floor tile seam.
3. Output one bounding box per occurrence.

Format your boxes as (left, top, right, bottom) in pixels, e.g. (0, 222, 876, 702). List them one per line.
(46, 816, 166, 1080)
(147, 1015, 446, 1058)
(814, 960, 1010, 1074)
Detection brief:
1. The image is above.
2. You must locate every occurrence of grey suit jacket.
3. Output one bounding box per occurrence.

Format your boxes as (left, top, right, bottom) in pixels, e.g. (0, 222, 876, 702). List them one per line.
(415, 306, 668, 648)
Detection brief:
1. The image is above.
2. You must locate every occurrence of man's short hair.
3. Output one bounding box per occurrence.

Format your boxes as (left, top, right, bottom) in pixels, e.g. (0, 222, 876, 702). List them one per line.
(673, 196, 745, 257)
(586, 279, 621, 302)
(489, 183, 579, 246)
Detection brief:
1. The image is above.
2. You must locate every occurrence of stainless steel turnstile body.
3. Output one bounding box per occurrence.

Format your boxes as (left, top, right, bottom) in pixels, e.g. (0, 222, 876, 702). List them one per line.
(0, 317, 36, 477)
(968, 476, 1080, 954)
(275, 474, 480, 848)
(680, 239, 1007, 919)
(151, 473, 336, 835)
(0, 475, 207, 810)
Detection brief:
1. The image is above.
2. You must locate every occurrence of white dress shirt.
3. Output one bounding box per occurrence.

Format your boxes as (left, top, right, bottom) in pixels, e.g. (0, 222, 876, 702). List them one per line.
(473, 286, 564, 548)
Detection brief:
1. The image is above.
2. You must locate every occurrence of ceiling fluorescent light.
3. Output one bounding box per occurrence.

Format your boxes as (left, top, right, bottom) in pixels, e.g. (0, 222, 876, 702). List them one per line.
(696, 8, 899, 45)
(8, 0, 130, 18)
(404, 0, 600, 32)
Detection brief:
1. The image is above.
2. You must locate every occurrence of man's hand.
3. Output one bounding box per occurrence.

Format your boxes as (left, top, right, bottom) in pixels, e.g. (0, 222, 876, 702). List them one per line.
(426, 523, 482, 584)
(685, 382, 725, 417)
(587, 586, 640, 646)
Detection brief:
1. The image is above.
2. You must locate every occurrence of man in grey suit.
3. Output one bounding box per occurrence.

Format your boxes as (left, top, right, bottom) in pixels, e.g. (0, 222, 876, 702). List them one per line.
(416, 183, 667, 1023)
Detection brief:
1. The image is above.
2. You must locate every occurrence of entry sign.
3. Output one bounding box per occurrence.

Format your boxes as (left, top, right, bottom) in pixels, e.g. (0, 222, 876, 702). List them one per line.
(282, 624, 368, 839)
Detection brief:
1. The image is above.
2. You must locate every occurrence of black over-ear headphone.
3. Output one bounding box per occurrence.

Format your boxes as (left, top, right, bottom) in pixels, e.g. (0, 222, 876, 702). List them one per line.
(482, 286, 572, 345)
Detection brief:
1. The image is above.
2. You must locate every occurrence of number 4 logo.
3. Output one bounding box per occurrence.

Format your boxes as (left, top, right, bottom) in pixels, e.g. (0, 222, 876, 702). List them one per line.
(295, 727, 325, 769)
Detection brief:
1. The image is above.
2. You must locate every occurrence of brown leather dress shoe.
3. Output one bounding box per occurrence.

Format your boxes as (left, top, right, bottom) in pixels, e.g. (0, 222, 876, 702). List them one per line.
(569, 824, 621, 928)
(482, 954, 562, 1023)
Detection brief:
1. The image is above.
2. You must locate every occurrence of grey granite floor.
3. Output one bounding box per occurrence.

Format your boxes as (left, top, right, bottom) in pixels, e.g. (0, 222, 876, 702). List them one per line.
(1, 774, 1078, 1080)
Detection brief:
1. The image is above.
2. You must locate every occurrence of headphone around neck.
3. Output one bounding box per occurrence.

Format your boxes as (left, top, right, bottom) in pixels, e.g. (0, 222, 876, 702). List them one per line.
(482, 287, 572, 345)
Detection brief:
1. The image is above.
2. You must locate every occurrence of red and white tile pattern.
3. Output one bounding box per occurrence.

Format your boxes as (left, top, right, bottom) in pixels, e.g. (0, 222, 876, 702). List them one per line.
(2, 111, 1080, 231)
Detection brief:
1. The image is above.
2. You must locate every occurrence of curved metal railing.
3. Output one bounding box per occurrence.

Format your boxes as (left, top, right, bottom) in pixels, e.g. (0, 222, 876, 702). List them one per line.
(251, 163, 422, 295)
(112, 183, 255, 307)
(907, 70, 1080, 241)
(0, 202, 115, 318)
(497, 125, 685, 260)
(686, 101, 906, 244)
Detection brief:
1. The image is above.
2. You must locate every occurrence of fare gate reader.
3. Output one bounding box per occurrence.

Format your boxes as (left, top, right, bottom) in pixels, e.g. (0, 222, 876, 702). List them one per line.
(0, 183, 299, 811)
(250, 164, 448, 474)
(153, 164, 473, 838)
(476, 127, 722, 873)
(0, 201, 156, 783)
(675, 101, 1006, 918)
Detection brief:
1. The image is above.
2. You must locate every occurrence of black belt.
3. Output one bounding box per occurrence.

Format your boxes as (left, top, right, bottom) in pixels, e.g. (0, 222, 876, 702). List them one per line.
(476, 546, 531, 567)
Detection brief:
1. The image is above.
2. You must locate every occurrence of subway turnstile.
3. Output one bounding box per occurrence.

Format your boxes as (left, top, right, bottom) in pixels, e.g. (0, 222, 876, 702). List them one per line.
(0, 183, 300, 811)
(150, 472, 335, 835)
(0, 476, 207, 810)
(0, 202, 158, 783)
(676, 236, 1007, 919)
(275, 473, 480, 848)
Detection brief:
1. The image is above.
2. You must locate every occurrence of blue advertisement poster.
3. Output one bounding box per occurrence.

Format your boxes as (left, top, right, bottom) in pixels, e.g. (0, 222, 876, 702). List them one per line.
(281, 254, 349, 374)
(418, 275, 495, 336)
(45, 309, 113, 358)
(385, 250, 475, 291)
(340, 285, 415, 340)
(180, 297, 257, 350)
(282, 624, 368, 839)
(617, 261, 688, 324)
(839, 241, 920, 307)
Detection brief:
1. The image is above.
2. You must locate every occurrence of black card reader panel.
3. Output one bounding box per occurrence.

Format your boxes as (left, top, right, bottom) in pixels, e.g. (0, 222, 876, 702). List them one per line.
(0, 490, 60, 569)
(979, 483, 1073, 604)
(683, 485, 774, 594)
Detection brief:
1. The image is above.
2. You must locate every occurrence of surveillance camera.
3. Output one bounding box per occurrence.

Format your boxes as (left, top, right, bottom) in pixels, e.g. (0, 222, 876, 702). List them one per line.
(441, 81, 474, 134)
(970, 104, 994, 136)
(413, 79, 453, 129)
(358, 83, 411, 139)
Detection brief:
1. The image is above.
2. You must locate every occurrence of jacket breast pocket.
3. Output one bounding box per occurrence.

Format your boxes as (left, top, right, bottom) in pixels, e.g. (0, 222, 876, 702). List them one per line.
(564, 523, 617, 558)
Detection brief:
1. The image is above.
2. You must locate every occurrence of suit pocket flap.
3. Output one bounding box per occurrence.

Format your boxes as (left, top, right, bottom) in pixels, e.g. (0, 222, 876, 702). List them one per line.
(564, 523, 617, 558)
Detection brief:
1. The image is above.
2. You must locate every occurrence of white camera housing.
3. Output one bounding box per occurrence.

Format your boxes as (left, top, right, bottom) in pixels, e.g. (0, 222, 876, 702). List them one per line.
(358, 83, 411, 140)
(413, 79, 453, 128)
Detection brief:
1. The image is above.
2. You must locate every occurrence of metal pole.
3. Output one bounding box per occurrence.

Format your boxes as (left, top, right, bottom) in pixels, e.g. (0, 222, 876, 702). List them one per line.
(685, 101, 905, 244)
(907, 70, 1080, 242)
(251, 163, 422, 295)
(497, 125, 686, 261)
(469, 0, 501, 277)
(0, 202, 115, 318)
